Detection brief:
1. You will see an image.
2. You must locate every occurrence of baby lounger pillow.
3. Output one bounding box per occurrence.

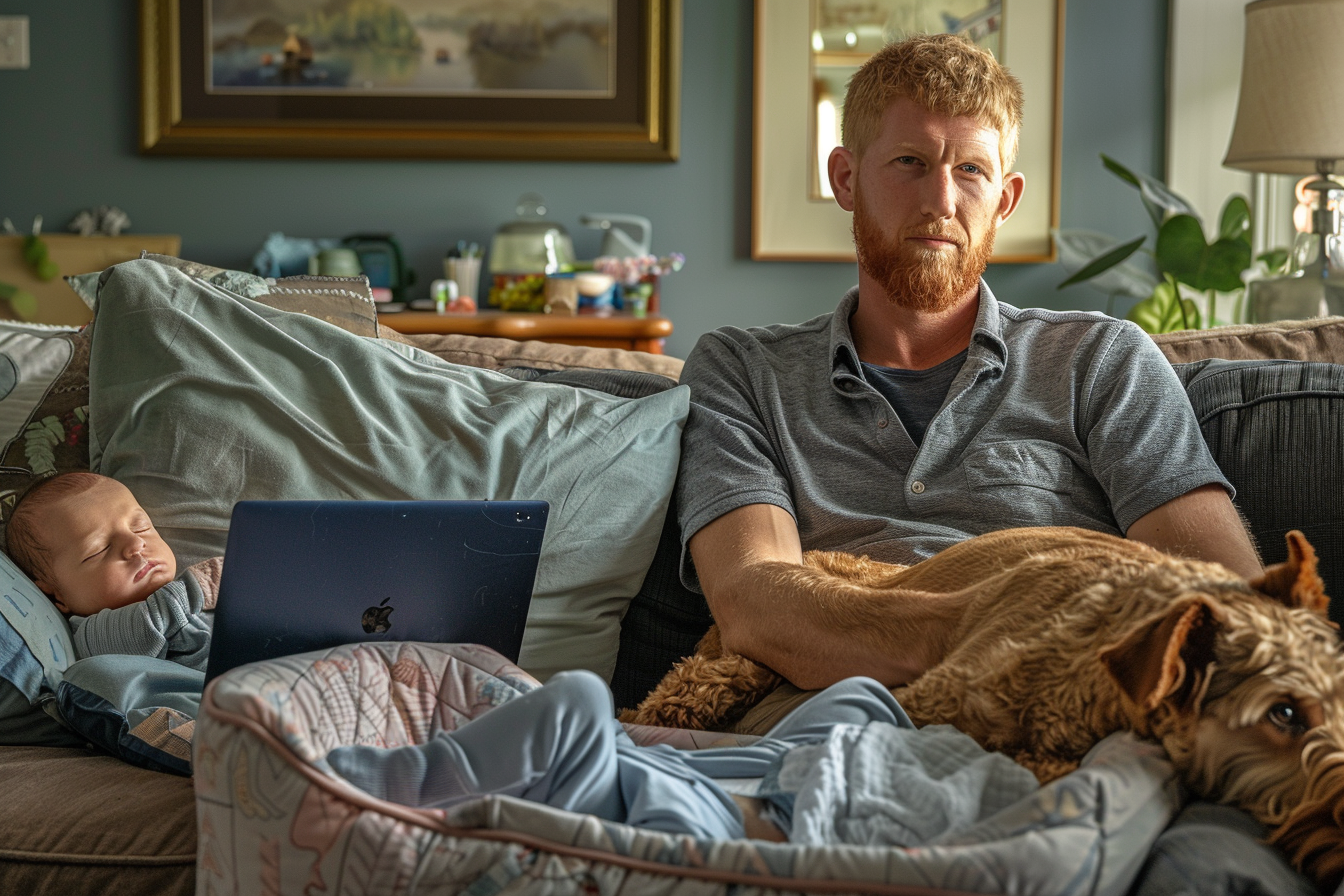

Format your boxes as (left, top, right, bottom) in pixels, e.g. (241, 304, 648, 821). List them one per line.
(198, 642, 1183, 896)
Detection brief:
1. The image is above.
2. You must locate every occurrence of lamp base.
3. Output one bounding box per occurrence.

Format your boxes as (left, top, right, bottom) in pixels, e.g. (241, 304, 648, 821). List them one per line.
(1246, 275, 1344, 323)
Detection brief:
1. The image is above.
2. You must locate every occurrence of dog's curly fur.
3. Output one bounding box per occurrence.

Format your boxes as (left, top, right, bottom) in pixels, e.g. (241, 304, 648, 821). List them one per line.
(625, 526, 1344, 884)
(1270, 729, 1344, 891)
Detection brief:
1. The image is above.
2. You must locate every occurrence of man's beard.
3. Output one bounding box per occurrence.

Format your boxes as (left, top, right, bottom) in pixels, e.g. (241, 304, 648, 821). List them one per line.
(852, 190, 995, 313)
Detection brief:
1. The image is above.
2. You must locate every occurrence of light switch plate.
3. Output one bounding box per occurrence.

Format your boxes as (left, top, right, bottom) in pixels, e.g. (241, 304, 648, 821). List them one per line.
(0, 16, 30, 70)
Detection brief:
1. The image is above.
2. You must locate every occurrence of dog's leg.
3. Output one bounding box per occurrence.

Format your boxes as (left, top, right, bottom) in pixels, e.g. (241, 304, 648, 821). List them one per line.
(621, 653, 783, 730)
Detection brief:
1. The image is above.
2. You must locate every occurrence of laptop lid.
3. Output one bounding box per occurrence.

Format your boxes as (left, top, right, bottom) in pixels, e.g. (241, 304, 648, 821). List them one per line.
(204, 499, 548, 683)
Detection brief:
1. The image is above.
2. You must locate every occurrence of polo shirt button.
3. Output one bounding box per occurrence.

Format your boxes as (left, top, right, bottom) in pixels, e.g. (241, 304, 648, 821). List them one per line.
(911, 481, 925, 494)
(878, 418, 889, 428)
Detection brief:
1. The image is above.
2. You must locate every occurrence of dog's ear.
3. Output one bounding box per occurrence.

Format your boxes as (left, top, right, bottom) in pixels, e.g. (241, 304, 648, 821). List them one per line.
(1250, 530, 1329, 616)
(1099, 599, 1221, 715)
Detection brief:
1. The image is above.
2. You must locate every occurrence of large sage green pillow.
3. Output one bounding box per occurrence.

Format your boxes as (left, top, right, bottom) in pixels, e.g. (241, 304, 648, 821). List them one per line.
(88, 260, 689, 682)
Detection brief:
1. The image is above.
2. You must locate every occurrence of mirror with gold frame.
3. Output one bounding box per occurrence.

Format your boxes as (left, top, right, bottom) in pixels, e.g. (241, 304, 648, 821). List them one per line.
(754, 0, 1061, 262)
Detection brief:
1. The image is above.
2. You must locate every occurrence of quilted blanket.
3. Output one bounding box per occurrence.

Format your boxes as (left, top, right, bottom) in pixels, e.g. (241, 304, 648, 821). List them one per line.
(196, 641, 1181, 896)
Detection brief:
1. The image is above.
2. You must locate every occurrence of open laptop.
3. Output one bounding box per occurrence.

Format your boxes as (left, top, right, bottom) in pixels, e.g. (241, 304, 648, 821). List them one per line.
(204, 499, 548, 684)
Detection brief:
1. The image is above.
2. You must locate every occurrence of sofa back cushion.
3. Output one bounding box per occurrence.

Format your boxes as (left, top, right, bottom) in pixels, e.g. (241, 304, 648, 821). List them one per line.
(1155, 316, 1344, 365)
(1174, 359, 1344, 623)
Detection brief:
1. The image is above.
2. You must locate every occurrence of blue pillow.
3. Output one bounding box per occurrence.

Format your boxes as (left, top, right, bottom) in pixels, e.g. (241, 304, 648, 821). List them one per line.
(0, 550, 83, 746)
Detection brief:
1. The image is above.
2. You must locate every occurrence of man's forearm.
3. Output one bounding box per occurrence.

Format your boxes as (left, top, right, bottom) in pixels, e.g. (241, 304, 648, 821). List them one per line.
(690, 504, 965, 690)
(708, 557, 963, 690)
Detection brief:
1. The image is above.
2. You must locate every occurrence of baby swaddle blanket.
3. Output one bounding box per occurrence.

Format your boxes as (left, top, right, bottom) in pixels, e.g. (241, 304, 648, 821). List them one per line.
(763, 721, 1041, 847)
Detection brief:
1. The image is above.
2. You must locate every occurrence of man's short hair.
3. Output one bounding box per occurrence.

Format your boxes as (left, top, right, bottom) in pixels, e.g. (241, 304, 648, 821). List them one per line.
(6, 472, 108, 581)
(842, 32, 1024, 171)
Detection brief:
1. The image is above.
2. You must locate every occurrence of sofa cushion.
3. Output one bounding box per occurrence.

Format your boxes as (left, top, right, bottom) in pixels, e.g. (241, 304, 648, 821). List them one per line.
(610, 496, 713, 711)
(0, 745, 195, 896)
(1175, 359, 1344, 622)
(88, 260, 689, 682)
(1128, 801, 1319, 896)
(1155, 316, 1344, 365)
(389, 329, 684, 380)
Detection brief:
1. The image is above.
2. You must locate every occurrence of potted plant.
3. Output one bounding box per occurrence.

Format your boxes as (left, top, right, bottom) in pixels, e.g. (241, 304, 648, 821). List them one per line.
(1055, 155, 1286, 333)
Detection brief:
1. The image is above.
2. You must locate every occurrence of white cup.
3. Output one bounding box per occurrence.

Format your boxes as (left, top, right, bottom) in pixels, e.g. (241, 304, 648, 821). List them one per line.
(444, 257, 482, 302)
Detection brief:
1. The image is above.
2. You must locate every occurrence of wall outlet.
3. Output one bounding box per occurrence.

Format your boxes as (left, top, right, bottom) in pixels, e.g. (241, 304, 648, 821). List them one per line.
(0, 16, 30, 70)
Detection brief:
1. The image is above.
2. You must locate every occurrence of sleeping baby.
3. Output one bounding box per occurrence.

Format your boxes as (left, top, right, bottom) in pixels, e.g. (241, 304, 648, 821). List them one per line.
(5, 472, 221, 672)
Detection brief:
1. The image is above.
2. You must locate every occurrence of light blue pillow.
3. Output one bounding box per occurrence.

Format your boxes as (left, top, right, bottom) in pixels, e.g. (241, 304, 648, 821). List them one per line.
(89, 260, 689, 682)
(0, 551, 85, 746)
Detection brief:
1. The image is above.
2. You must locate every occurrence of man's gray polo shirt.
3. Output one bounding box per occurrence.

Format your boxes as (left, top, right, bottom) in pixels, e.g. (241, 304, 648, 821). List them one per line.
(675, 283, 1231, 591)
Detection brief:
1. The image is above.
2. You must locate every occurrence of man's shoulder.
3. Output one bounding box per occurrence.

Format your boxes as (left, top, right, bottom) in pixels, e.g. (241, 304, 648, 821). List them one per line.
(996, 302, 1151, 352)
(998, 302, 1130, 329)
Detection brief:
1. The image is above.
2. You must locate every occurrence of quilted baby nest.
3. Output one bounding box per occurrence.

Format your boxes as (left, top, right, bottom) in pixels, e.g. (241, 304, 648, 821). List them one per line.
(195, 642, 1183, 896)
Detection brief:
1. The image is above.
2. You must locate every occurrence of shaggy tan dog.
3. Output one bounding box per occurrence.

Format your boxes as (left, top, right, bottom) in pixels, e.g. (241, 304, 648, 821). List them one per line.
(626, 527, 1344, 840)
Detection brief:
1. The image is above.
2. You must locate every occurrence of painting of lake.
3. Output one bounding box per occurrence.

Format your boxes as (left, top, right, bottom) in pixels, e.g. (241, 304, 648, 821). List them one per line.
(207, 0, 615, 96)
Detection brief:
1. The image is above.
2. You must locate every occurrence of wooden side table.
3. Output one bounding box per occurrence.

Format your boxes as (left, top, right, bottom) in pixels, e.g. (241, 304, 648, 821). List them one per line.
(379, 310, 673, 354)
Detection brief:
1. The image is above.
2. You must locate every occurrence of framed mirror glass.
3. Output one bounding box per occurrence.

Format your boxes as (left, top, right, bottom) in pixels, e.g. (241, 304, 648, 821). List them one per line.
(754, 0, 1062, 262)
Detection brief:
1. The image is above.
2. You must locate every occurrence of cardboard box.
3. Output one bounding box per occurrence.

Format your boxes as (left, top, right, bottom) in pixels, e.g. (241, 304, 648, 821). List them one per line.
(0, 234, 182, 326)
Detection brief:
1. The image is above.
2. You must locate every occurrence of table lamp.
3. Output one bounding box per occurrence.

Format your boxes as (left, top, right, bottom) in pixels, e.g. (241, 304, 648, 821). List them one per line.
(1224, 0, 1344, 322)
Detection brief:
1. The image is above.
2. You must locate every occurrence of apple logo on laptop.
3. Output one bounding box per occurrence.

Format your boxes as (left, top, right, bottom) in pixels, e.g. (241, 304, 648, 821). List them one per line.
(361, 597, 394, 634)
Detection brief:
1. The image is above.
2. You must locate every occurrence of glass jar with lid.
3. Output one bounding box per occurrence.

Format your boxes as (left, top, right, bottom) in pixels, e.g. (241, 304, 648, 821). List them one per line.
(489, 193, 575, 275)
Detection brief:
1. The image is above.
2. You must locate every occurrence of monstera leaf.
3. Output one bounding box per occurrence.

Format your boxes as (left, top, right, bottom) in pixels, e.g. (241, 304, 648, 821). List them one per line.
(1156, 214, 1253, 293)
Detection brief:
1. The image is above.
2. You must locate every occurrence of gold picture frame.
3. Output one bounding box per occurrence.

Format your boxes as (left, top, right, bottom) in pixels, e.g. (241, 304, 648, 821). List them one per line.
(752, 0, 1063, 261)
(140, 0, 680, 162)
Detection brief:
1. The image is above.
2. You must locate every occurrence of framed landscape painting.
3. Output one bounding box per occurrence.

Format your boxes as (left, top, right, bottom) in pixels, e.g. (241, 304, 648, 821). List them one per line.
(140, 0, 680, 160)
(752, 0, 1063, 261)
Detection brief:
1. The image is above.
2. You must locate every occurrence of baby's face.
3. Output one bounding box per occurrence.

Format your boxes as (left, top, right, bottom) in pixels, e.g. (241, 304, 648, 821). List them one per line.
(33, 479, 177, 616)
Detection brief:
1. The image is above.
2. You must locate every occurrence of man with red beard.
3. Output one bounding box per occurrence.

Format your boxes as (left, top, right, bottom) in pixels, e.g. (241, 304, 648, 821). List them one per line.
(672, 33, 1262, 719)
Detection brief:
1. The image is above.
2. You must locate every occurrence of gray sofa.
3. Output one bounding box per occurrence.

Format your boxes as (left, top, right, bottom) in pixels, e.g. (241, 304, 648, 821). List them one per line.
(2, 313, 1343, 896)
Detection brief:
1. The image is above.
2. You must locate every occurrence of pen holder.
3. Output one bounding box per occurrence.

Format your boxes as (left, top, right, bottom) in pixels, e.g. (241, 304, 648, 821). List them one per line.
(443, 256, 482, 303)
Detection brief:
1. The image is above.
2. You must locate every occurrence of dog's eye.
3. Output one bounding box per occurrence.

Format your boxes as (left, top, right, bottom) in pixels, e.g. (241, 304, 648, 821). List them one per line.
(1268, 702, 1308, 734)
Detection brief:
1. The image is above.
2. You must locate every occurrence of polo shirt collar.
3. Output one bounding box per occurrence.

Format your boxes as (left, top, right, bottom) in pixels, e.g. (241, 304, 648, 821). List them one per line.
(830, 279, 1009, 377)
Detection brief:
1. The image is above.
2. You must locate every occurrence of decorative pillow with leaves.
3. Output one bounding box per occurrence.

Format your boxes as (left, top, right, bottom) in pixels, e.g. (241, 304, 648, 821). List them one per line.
(0, 322, 92, 549)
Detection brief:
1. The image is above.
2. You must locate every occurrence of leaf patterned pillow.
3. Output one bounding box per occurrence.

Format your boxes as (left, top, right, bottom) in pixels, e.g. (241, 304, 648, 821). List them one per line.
(0, 323, 91, 551)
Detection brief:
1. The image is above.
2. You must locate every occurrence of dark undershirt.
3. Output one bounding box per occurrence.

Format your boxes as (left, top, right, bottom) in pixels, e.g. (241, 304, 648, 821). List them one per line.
(860, 349, 968, 447)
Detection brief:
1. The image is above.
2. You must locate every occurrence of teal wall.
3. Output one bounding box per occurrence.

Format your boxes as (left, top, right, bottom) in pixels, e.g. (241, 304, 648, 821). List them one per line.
(0, 1, 1167, 358)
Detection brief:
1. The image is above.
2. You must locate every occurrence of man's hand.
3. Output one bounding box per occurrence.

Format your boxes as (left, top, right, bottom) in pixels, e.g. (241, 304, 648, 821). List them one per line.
(688, 504, 963, 690)
(1126, 484, 1262, 580)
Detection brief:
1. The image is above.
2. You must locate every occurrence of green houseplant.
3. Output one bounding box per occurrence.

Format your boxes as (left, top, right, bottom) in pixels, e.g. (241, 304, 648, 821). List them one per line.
(1055, 155, 1285, 333)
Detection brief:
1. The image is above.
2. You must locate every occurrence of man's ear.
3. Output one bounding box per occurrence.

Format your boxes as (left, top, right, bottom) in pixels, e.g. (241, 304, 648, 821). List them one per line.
(996, 171, 1026, 225)
(1250, 530, 1330, 616)
(829, 146, 857, 212)
(1098, 598, 1221, 715)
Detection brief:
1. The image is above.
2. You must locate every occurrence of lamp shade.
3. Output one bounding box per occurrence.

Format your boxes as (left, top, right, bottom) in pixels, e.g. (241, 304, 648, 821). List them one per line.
(1224, 0, 1344, 174)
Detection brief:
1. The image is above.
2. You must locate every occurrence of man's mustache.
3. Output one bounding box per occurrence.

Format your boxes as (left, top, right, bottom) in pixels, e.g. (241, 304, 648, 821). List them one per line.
(902, 226, 966, 248)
